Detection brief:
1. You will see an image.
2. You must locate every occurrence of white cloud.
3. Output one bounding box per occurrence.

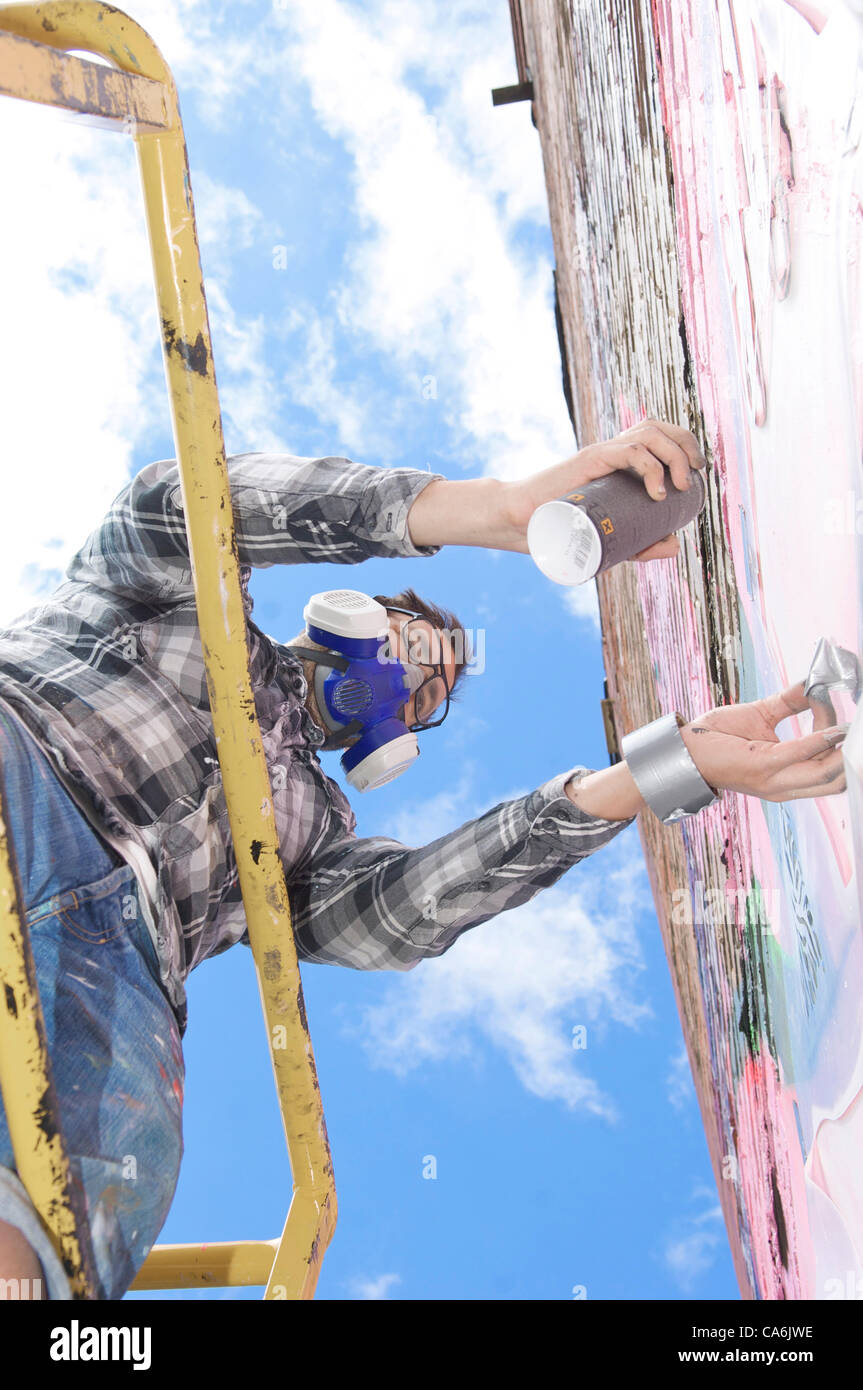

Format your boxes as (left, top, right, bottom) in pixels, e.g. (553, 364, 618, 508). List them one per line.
(0, 33, 276, 627)
(347, 782, 654, 1119)
(662, 1191, 727, 1291)
(347, 1271, 401, 1300)
(204, 279, 287, 455)
(0, 99, 162, 627)
(384, 769, 482, 846)
(275, 0, 576, 475)
(97, 0, 289, 133)
(561, 581, 601, 630)
(666, 1042, 697, 1112)
(0, 0, 580, 631)
(193, 170, 265, 280)
(278, 306, 385, 458)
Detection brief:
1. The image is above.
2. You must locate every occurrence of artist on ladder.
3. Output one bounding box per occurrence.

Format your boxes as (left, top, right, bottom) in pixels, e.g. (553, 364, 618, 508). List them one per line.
(0, 417, 848, 1298)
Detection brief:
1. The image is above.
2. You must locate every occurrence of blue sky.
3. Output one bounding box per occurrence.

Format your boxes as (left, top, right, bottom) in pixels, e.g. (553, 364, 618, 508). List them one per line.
(0, 0, 737, 1299)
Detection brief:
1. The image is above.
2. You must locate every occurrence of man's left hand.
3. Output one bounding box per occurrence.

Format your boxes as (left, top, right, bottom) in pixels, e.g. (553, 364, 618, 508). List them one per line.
(679, 681, 849, 802)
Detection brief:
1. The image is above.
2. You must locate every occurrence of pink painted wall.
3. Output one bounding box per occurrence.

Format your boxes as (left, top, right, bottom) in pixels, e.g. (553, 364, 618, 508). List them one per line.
(649, 0, 863, 1297)
(521, 0, 862, 1295)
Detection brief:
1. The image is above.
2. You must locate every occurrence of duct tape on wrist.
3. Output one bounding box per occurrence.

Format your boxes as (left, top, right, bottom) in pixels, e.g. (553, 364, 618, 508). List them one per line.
(620, 713, 719, 825)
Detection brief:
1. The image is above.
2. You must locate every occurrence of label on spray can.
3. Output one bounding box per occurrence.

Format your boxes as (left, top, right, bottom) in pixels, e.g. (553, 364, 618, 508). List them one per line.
(526, 466, 706, 585)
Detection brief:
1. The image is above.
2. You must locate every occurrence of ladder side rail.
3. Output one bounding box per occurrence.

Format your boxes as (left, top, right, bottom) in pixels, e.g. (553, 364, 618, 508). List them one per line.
(0, 770, 100, 1297)
(0, 0, 336, 1299)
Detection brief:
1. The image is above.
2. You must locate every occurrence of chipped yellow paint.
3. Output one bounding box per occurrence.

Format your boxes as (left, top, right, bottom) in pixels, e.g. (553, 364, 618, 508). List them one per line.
(0, 0, 336, 1300)
(131, 1238, 280, 1291)
(0, 27, 167, 130)
(0, 784, 98, 1297)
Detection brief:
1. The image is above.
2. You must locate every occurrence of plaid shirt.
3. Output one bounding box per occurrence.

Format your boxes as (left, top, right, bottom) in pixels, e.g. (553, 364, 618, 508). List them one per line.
(0, 453, 634, 1032)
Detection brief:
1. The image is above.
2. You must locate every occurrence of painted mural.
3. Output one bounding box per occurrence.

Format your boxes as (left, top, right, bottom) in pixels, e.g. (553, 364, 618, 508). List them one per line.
(519, 0, 862, 1296)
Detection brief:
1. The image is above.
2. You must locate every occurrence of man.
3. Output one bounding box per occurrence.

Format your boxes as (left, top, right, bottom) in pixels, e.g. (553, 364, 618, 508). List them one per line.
(0, 418, 847, 1300)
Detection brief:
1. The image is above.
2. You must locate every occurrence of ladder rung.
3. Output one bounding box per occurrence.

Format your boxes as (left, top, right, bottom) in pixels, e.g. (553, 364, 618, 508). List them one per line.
(0, 28, 168, 131)
(131, 1239, 280, 1291)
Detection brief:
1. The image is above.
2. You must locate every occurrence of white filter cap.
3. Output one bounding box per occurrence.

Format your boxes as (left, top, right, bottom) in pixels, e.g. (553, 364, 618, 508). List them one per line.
(527, 501, 602, 585)
(303, 590, 389, 641)
(345, 733, 419, 792)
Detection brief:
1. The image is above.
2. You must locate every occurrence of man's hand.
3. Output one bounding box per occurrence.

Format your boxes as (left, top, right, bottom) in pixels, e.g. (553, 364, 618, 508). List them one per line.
(679, 681, 848, 802)
(565, 680, 849, 821)
(406, 418, 707, 557)
(498, 418, 707, 559)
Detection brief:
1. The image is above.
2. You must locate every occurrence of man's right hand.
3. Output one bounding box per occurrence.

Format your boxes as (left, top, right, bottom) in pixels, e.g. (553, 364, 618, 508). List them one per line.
(497, 417, 706, 555)
(405, 417, 706, 554)
(679, 681, 849, 803)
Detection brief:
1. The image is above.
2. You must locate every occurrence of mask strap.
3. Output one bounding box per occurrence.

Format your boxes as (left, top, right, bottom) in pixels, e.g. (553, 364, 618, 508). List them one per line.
(320, 718, 364, 750)
(284, 644, 365, 749)
(281, 644, 350, 674)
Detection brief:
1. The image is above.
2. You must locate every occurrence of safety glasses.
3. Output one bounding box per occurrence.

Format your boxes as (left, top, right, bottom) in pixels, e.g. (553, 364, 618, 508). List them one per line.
(378, 604, 453, 733)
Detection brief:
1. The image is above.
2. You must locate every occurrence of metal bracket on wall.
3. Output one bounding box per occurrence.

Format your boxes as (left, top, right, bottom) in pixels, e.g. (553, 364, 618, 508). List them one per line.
(601, 679, 622, 765)
(491, 80, 534, 105)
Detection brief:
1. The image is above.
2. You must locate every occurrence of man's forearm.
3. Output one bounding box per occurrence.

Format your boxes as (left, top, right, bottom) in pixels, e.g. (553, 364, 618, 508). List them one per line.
(407, 477, 527, 551)
(566, 719, 722, 821)
(564, 761, 647, 821)
(407, 425, 706, 555)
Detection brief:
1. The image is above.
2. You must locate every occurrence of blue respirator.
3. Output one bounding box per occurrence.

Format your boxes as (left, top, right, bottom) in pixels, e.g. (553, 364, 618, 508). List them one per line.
(290, 590, 427, 792)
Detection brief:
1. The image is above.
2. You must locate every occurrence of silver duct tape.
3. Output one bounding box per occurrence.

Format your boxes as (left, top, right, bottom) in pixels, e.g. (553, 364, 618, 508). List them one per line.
(620, 713, 719, 825)
(803, 637, 862, 705)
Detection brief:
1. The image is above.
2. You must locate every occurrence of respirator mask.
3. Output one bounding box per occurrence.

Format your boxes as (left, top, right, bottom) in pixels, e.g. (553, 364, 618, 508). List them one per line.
(289, 589, 452, 792)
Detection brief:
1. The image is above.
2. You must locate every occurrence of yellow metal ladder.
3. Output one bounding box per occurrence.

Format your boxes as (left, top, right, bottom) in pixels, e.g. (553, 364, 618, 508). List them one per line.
(0, 0, 336, 1299)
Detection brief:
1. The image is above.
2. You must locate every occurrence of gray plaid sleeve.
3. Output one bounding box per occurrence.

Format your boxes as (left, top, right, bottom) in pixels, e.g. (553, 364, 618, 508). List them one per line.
(288, 768, 636, 971)
(65, 453, 446, 602)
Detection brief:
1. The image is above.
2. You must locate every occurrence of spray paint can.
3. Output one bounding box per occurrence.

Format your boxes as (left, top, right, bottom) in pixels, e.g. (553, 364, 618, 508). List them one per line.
(526, 466, 707, 585)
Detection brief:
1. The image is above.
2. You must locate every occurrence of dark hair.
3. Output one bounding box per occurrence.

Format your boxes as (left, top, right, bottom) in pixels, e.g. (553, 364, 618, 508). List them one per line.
(372, 587, 472, 700)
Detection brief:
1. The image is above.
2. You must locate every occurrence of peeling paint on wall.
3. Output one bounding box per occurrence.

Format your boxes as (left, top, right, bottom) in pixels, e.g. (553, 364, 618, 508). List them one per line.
(520, 0, 863, 1297)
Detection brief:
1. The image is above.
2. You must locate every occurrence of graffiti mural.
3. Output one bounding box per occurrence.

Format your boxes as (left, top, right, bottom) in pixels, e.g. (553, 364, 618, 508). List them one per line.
(518, 0, 863, 1296)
